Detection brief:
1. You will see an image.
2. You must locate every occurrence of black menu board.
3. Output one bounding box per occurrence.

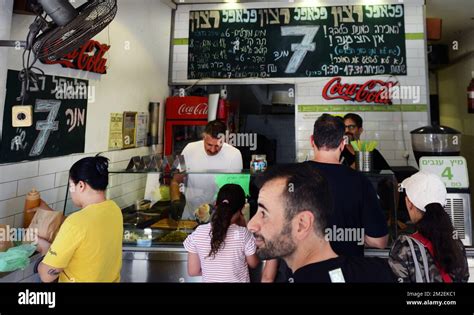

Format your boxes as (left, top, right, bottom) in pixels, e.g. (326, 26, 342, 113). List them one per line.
(1, 70, 88, 163)
(188, 4, 407, 79)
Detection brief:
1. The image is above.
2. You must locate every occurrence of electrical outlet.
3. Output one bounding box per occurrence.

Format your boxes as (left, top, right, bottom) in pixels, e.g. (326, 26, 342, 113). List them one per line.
(402, 151, 410, 159)
(12, 105, 33, 127)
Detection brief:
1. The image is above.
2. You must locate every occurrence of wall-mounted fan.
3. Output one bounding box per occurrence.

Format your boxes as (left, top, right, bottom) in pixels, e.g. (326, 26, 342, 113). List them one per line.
(0, 0, 117, 102)
(26, 0, 117, 63)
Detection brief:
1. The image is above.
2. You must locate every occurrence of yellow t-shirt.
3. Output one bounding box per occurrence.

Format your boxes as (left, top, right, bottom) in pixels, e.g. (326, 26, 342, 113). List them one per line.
(43, 200, 123, 282)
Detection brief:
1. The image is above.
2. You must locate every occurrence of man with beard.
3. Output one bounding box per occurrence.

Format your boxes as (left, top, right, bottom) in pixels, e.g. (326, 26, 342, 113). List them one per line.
(340, 113, 391, 171)
(247, 163, 395, 283)
(171, 120, 243, 220)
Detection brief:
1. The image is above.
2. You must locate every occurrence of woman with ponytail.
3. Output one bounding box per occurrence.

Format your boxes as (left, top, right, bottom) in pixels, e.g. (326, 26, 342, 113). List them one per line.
(389, 171, 469, 282)
(37, 154, 123, 283)
(184, 184, 259, 282)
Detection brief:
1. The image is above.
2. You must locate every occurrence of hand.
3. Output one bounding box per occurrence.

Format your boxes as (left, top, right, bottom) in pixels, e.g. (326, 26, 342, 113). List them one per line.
(36, 237, 51, 255)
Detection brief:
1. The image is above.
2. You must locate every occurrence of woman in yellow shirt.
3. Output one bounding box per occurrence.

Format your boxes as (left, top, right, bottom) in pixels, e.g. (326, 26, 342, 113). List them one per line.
(37, 155, 123, 282)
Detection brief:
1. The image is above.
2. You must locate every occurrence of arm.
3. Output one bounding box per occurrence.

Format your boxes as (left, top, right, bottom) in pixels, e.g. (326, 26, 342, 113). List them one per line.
(361, 176, 389, 248)
(365, 234, 388, 249)
(246, 254, 259, 269)
(388, 238, 411, 283)
(243, 229, 259, 269)
(187, 252, 202, 276)
(261, 259, 278, 283)
(170, 174, 185, 202)
(38, 262, 64, 283)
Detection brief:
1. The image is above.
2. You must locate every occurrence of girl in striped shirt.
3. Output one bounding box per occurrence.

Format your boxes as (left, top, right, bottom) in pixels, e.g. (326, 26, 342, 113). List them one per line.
(184, 184, 259, 282)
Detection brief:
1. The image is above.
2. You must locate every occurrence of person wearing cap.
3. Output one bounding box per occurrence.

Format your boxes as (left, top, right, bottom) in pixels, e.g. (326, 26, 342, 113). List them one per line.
(388, 171, 469, 282)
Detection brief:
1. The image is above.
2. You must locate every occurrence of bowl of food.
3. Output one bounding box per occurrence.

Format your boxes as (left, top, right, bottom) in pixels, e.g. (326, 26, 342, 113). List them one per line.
(158, 230, 189, 243)
(194, 203, 212, 224)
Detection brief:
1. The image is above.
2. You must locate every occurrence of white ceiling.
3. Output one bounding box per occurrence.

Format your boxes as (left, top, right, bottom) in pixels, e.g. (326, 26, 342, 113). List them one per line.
(169, 0, 474, 43)
(426, 0, 474, 43)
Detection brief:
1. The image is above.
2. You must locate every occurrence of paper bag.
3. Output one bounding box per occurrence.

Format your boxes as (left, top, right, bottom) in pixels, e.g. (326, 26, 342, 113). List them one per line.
(0, 224, 13, 252)
(28, 209, 64, 243)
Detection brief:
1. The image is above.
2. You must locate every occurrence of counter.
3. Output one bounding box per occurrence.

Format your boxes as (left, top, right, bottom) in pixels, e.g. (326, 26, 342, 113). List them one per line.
(0, 253, 42, 283)
(121, 245, 262, 283)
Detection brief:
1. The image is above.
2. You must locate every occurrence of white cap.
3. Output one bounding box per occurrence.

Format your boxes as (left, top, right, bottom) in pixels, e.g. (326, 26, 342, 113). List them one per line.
(401, 171, 447, 211)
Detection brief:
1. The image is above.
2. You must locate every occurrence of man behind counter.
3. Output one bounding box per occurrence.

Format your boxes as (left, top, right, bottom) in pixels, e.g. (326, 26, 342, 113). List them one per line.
(340, 113, 391, 171)
(171, 120, 243, 220)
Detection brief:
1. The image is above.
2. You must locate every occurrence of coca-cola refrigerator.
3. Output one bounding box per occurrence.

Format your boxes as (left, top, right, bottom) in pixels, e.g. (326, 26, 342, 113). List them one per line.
(164, 96, 209, 156)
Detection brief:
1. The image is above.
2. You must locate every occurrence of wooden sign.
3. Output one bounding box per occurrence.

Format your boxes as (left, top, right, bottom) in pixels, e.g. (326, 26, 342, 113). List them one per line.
(188, 4, 406, 79)
(1, 70, 87, 163)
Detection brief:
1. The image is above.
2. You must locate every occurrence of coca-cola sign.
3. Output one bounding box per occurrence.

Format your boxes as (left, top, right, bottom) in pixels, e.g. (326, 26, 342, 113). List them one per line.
(322, 77, 398, 104)
(41, 40, 110, 74)
(177, 103, 208, 116)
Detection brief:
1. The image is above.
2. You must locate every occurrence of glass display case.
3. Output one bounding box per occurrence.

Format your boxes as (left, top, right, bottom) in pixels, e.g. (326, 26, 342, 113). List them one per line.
(63, 168, 253, 249)
(63, 168, 402, 249)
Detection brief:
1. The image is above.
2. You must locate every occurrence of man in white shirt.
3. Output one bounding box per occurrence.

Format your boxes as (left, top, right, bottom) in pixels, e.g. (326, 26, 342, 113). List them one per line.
(172, 120, 243, 220)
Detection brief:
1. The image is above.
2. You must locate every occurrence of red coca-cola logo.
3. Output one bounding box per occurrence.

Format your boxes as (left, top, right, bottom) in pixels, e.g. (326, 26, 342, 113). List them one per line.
(177, 103, 208, 116)
(322, 77, 397, 104)
(42, 40, 110, 74)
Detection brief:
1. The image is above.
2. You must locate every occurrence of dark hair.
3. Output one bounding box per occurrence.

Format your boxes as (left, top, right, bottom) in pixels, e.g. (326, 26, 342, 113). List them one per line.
(69, 154, 109, 191)
(416, 203, 465, 274)
(256, 163, 332, 236)
(204, 120, 227, 139)
(344, 113, 363, 128)
(209, 184, 246, 258)
(312, 113, 345, 150)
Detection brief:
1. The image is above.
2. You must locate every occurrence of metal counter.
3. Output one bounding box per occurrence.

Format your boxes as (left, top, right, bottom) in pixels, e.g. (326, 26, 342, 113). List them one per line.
(121, 246, 262, 283)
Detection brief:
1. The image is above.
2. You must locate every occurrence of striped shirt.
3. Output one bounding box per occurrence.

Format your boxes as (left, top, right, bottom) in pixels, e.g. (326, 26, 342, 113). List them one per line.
(183, 223, 256, 282)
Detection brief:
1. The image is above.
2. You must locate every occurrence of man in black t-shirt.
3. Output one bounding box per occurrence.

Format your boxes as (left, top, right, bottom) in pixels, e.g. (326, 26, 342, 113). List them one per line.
(309, 114, 388, 256)
(247, 163, 395, 283)
(341, 113, 391, 171)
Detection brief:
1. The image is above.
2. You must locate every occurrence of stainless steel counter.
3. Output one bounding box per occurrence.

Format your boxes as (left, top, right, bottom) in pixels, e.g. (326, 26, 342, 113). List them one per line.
(121, 245, 263, 283)
(121, 246, 202, 282)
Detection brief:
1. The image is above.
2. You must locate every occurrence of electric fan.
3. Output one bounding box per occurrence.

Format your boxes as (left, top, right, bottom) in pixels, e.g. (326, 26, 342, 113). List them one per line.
(0, 0, 117, 103)
(27, 0, 117, 63)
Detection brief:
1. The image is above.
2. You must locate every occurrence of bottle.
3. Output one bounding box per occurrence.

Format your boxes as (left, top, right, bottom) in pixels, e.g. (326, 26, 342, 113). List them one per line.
(468, 71, 474, 114)
(24, 188, 41, 228)
(137, 228, 152, 247)
(250, 154, 267, 174)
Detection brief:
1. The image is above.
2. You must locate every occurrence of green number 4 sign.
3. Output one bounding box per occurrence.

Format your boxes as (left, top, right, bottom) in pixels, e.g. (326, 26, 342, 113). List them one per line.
(441, 166, 454, 180)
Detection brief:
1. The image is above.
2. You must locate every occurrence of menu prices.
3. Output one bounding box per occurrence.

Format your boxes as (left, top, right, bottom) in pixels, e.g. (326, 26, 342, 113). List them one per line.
(188, 4, 407, 79)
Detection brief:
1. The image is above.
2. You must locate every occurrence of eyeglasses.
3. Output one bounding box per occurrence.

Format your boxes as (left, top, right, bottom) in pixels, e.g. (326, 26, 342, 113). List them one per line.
(345, 124, 357, 130)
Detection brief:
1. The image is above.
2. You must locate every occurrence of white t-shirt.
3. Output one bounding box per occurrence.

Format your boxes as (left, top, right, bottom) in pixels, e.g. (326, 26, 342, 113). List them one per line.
(181, 140, 243, 219)
(183, 223, 256, 282)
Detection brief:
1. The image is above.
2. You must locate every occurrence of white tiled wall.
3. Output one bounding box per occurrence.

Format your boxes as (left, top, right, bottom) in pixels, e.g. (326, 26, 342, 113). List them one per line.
(0, 146, 153, 227)
(171, 0, 429, 167)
